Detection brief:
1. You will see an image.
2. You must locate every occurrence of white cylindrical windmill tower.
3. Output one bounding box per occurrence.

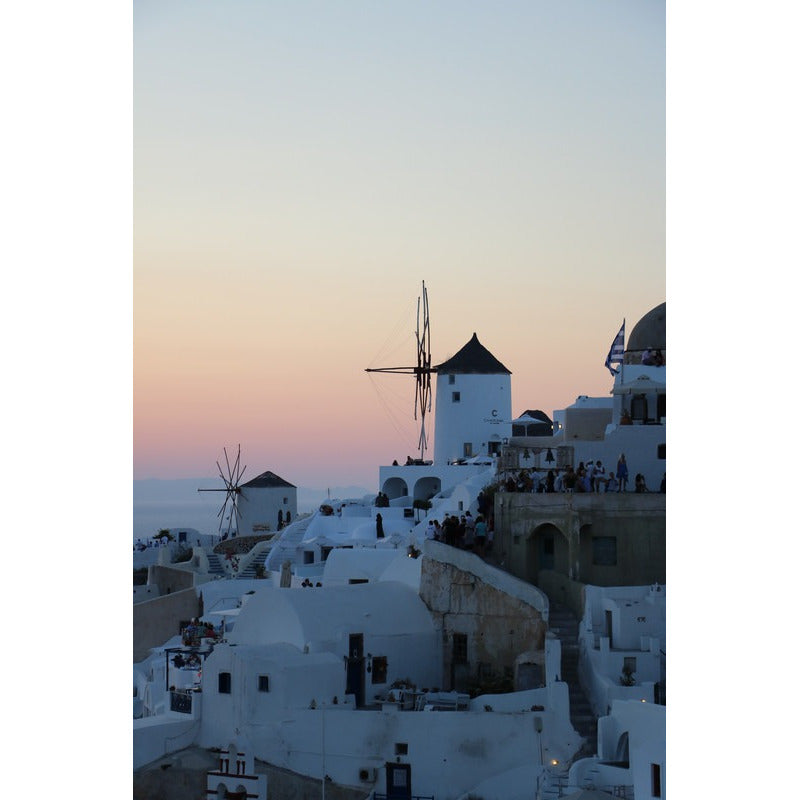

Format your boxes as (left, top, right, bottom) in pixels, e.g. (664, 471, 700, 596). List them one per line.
(433, 333, 512, 465)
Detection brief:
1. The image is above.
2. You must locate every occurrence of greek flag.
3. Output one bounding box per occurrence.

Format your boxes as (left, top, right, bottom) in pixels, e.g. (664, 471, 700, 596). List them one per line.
(605, 320, 625, 375)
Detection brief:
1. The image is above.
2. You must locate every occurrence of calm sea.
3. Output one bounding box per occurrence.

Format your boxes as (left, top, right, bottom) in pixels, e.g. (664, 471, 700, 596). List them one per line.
(132, 479, 371, 540)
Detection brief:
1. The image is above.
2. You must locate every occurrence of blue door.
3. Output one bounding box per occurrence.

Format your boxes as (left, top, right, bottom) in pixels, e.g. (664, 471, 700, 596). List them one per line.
(346, 633, 365, 707)
(385, 762, 411, 799)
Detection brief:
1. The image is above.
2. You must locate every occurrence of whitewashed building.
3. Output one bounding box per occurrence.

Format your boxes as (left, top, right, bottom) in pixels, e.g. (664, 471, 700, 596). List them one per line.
(566, 699, 666, 799)
(578, 583, 666, 716)
(237, 470, 297, 535)
(433, 332, 512, 465)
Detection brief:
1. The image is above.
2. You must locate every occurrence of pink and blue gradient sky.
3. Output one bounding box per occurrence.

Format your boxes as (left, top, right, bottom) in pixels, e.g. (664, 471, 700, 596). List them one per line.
(134, 0, 665, 489)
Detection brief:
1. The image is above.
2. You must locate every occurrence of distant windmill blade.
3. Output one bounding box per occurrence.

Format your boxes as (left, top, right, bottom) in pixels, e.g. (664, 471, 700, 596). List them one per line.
(197, 444, 247, 536)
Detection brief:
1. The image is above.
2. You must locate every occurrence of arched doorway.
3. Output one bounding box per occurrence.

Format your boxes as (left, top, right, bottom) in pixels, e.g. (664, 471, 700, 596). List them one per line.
(413, 476, 441, 501)
(525, 522, 569, 584)
(382, 477, 409, 500)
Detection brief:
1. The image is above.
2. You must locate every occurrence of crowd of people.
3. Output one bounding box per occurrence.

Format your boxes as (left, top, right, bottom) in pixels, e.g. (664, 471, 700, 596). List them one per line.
(497, 454, 663, 495)
(423, 511, 494, 558)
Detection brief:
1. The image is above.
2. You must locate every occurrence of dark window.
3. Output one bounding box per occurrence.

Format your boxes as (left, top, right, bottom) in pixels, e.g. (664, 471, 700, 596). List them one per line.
(395, 742, 408, 756)
(452, 391, 460, 403)
(453, 633, 468, 664)
(623, 657, 637, 674)
(372, 656, 387, 684)
(178, 531, 187, 543)
(631, 394, 647, 421)
(657, 443, 666, 459)
(448, 374, 455, 384)
(651, 763, 662, 797)
(592, 536, 618, 566)
(283, 496, 288, 504)
(258, 675, 270, 692)
(303, 551, 314, 564)
(463, 442, 473, 457)
(218, 672, 231, 694)
(348, 578, 369, 585)
(656, 393, 666, 420)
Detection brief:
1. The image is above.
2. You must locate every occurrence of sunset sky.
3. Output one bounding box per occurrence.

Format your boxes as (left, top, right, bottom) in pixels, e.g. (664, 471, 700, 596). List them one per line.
(5, 4, 795, 791)
(134, 0, 665, 489)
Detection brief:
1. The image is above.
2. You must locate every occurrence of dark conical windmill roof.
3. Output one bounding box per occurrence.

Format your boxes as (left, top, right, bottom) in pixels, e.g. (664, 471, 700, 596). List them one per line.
(435, 333, 511, 375)
(241, 471, 296, 489)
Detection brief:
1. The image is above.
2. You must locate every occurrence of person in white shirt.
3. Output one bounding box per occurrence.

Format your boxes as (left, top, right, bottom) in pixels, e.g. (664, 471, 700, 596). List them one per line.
(593, 460, 606, 492)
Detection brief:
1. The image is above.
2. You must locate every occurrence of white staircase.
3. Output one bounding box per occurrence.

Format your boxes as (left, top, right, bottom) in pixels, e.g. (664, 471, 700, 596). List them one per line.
(264, 515, 314, 573)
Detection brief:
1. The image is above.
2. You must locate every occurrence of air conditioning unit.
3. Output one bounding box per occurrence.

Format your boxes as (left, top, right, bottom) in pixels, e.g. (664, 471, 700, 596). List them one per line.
(358, 767, 377, 782)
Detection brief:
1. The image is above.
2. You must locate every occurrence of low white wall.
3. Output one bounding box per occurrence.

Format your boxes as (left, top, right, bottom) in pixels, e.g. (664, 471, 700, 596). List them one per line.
(199, 703, 580, 800)
(579, 644, 656, 715)
(133, 716, 200, 770)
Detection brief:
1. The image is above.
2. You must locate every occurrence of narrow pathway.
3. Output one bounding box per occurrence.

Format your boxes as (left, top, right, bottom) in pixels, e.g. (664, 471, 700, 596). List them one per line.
(547, 602, 597, 761)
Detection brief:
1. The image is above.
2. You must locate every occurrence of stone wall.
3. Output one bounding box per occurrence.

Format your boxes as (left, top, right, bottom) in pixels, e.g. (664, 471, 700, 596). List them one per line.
(419, 541, 548, 693)
(147, 564, 196, 596)
(213, 534, 273, 556)
(133, 587, 200, 662)
(493, 492, 665, 589)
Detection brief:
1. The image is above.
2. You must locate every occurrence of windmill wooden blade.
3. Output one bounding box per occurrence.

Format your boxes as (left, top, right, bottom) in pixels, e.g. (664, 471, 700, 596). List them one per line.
(198, 445, 247, 535)
(364, 281, 435, 461)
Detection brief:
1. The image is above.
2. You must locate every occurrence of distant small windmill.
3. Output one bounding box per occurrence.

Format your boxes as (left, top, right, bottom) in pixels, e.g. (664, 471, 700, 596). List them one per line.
(198, 445, 248, 538)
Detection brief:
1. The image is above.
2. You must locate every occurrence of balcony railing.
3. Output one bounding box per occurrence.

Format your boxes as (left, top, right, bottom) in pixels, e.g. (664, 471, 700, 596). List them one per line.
(170, 690, 193, 714)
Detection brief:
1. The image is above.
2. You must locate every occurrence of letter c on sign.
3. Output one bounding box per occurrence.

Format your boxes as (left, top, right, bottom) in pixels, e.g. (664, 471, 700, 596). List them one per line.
(492, 409, 498, 417)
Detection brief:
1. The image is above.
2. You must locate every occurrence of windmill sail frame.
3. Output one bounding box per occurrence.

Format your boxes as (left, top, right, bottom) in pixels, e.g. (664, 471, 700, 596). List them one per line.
(365, 281, 435, 461)
(198, 445, 248, 538)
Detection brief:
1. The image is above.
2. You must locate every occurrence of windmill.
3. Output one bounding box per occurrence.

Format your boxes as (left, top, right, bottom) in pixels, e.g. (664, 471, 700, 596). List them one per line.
(365, 281, 435, 461)
(197, 445, 248, 539)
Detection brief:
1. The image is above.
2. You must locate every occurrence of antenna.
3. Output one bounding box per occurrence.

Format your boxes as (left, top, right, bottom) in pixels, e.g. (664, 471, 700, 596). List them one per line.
(197, 444, 248, 538)
(365, 281, 434, 461)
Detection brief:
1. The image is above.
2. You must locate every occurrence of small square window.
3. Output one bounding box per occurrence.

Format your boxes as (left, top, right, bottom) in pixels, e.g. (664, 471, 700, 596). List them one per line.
(395, 742, 408, 756)
(623, 657, 637, 674)
(592, 536, 618, 566)
(452, 391, 460, 403)
(258, 674, 270, 692)
(218, 672, 231, 694)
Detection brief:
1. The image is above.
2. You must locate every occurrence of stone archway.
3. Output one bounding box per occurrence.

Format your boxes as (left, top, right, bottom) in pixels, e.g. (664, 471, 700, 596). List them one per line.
(525, 522, 569, 584)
